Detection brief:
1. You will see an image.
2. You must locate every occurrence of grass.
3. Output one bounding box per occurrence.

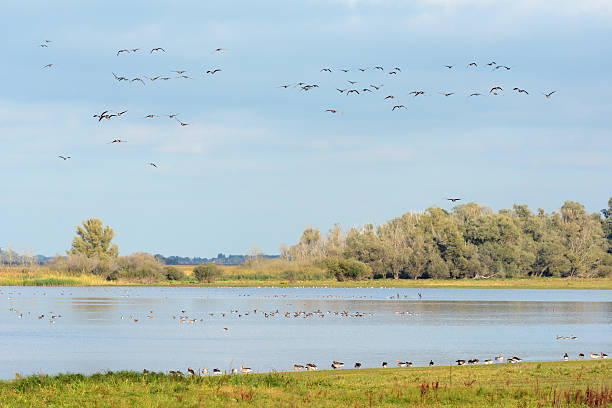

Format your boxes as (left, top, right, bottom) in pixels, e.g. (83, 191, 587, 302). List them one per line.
(1, 263, 611, 289)
(0, 360, 609, 407)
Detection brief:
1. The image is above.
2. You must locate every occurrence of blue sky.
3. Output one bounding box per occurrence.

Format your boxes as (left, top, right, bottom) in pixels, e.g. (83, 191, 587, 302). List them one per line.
(1, 0, 611, 256)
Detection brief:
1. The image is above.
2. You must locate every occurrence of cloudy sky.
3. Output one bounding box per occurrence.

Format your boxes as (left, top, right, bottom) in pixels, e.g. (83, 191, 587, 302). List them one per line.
(1, 0, 611, 256)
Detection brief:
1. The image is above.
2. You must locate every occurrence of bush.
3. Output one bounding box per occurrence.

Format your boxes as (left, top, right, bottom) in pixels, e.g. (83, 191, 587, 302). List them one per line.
(47, 253, 118, 278)
(106, 270, 120, 281)
(164, 266, 185, 281)
(282, 270, 299, 282)
(325, 258, 373, 281)
(193, 264, 223, 283)
(115, 253, 165, 283)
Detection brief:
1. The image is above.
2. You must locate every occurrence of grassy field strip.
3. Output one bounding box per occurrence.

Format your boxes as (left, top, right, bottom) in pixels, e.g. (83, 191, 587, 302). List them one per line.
(0, 361, 609, 407)
(1, 267, 611, 289)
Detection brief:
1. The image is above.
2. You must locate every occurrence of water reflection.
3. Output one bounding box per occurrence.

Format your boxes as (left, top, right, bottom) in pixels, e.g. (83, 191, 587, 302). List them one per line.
(0, 286, 610, 379)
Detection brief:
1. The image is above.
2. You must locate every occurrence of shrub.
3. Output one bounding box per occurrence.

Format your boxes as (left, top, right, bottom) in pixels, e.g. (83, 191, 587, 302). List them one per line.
(193, 264, 223, 283)
(106, 271, 120, 281)
(325, 258, 373, 281)
(115, 253, 165, 283)
(282, 270, 299, 282)
(164, 266, 185, 281)
(47, 253, 118, 278)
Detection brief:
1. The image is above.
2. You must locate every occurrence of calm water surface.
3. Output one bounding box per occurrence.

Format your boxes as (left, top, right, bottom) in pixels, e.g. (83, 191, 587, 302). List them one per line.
(1, 286, 610, 379)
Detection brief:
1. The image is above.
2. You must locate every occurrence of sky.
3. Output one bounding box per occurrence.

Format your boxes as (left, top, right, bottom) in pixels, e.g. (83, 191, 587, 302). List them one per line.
(1, 0, 611, 257)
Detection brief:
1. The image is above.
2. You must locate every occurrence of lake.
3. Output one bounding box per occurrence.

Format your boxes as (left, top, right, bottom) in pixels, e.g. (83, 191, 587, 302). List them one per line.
(1, 286, 610, 379)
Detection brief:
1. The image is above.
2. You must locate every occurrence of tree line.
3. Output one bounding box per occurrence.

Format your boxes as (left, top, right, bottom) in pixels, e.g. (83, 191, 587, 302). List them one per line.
(285, 199, 612, 279)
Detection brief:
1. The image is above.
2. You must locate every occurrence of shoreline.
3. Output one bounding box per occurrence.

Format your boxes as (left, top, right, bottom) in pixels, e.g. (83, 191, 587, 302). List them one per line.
(3, 358, 610, 381)
(1, 276, 611, 290)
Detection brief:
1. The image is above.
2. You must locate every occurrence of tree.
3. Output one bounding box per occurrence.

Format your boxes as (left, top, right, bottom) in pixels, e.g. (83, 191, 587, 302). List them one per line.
(70, 218, 118, 260)
(289, 227, 324, 261)
(602, 197, 612, 254)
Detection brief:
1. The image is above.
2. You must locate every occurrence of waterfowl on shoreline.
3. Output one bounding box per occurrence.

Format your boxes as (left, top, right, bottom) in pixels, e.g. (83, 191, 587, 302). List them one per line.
(601, 353, 608, 359)
(213, 368, 221, 375)
(495, 354, 504, 362)
(305, 363, 318, 370)
(382, 362, 388, 368)
(354, 362, 362, 369)
(563, 353, 569, 361)
(578, 353, 584, 359)
(187, 368, 195, 375)
(429, 360, 434, 366)
(484, 359, 493, 364)
(331, 361, 344, 369)
(456, 359, 466, 366)
(232, 368, 238, 374)
(293, 364, 304, 370)
(590, 353, 600, 359)
(468, 359, 479, 365)
(240, 364, 252, 374)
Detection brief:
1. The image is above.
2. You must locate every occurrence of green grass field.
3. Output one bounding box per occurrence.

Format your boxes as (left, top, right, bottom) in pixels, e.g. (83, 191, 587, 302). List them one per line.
(1, 361, 609, 407)
(1, 263, 611, 289)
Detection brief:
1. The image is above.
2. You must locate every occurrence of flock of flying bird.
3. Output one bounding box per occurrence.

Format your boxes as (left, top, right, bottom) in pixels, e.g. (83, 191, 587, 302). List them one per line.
(38, 40, 227, 168)
(277, 62, 557, 114)
(38, 39, 559, 172)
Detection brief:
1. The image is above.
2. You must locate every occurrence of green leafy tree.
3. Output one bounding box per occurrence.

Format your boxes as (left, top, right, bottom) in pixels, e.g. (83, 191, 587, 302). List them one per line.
(70, 218, 118, 261)
(602, 197, 612, 254)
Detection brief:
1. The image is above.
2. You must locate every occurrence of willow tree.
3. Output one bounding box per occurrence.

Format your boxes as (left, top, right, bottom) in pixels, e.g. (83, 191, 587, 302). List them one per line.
(70, 218, 119, 260)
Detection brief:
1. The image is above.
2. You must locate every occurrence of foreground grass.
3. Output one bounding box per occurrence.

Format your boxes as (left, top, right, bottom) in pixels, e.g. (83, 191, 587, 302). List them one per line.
(1, 361, 610, 407)
(1, 264, 611, 289)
